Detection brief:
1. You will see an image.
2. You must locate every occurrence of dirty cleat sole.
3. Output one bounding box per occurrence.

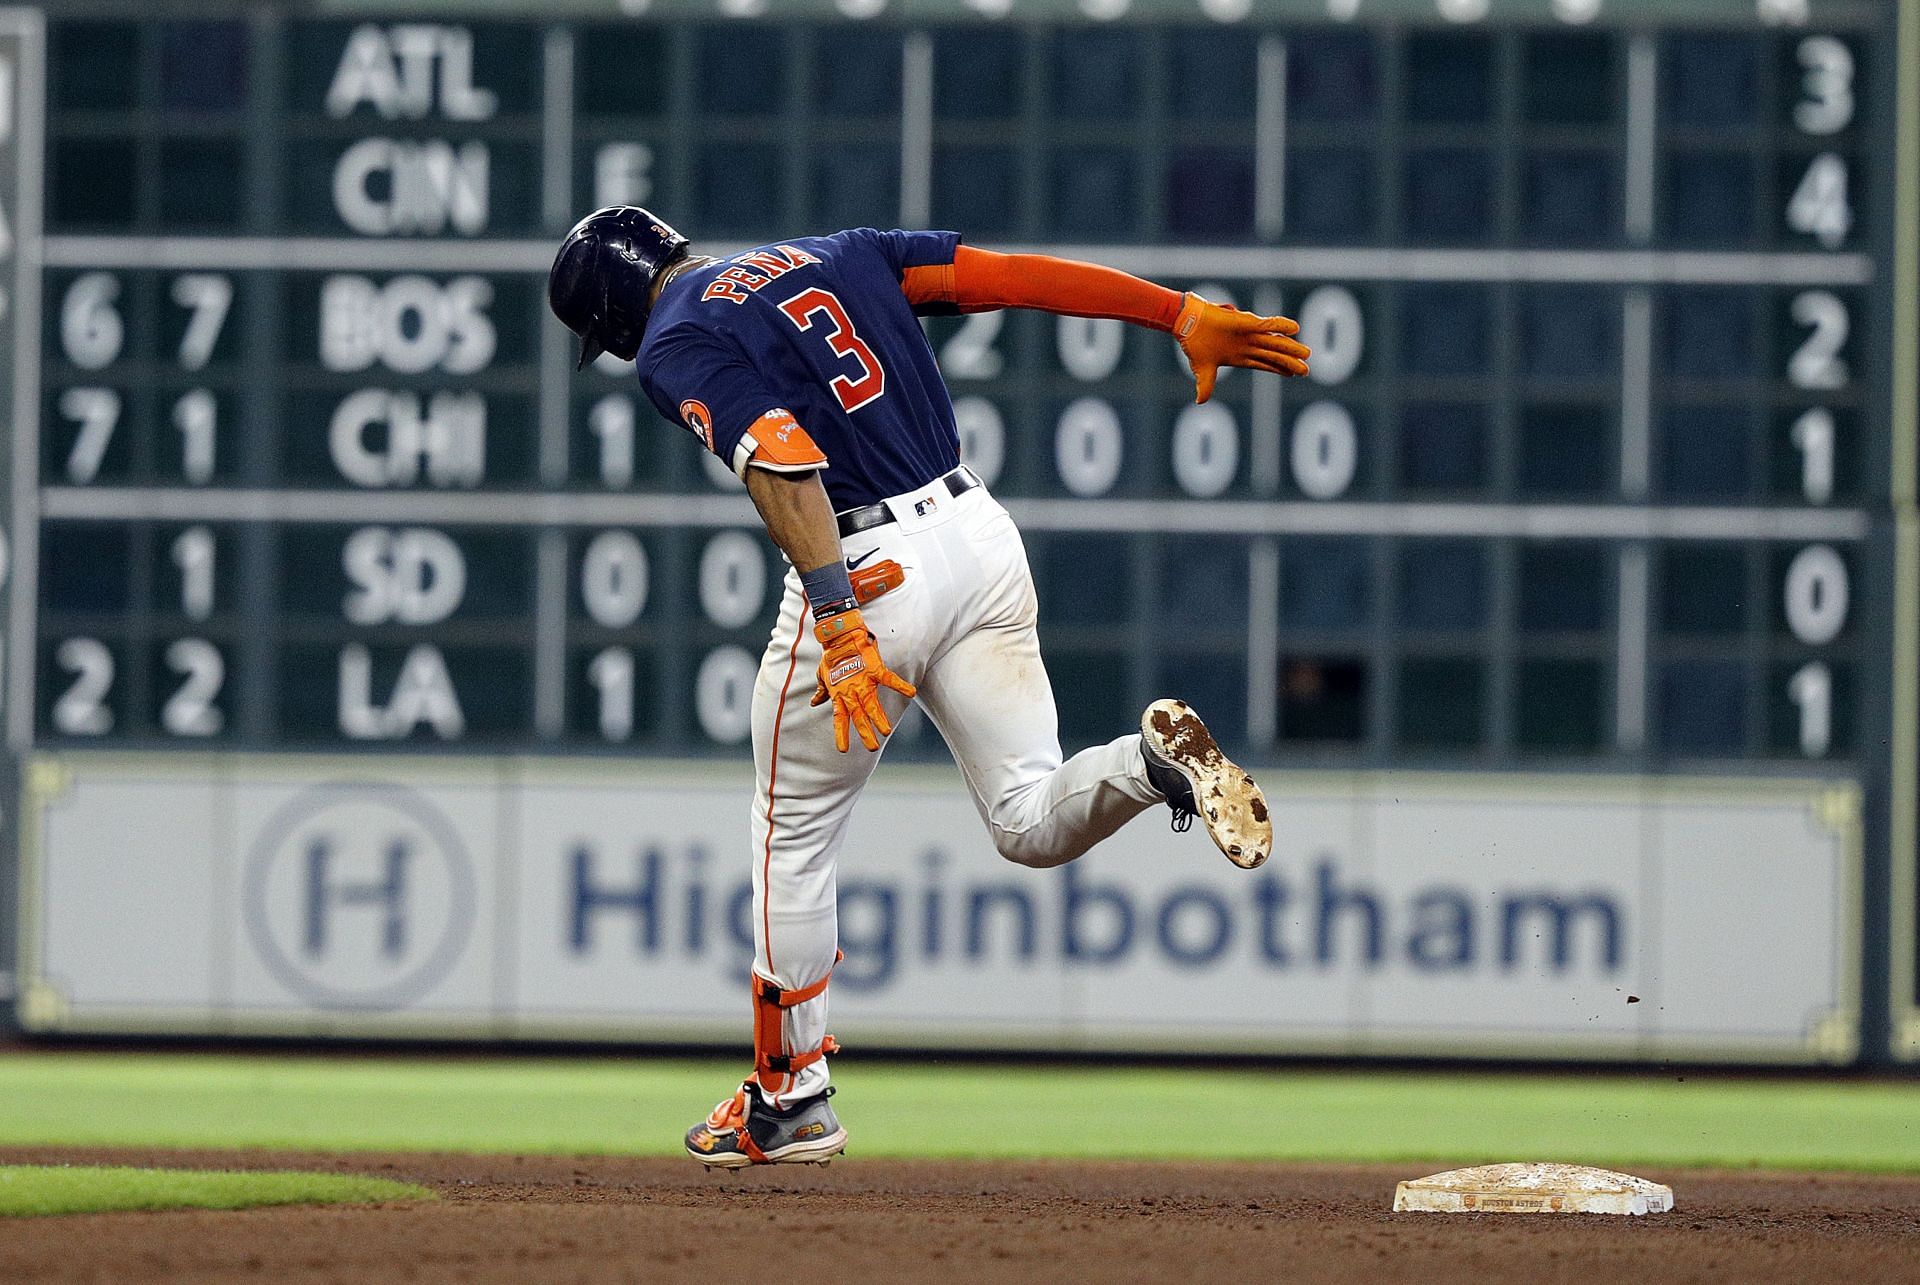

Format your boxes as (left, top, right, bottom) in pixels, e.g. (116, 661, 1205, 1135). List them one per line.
(1141, 698, 1272, 869)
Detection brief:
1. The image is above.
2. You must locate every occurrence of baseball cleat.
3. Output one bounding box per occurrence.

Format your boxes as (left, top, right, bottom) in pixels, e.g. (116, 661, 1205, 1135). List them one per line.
(685, 1080, 847, 1169)
(1140, 698, 1272, 870)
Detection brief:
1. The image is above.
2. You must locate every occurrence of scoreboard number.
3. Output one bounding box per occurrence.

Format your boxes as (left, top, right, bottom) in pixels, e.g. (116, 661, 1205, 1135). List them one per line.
(1788, 661, 1833, 757)
(953, 396, 1005, 486)
(161, 638, 225, 738)
(169, 274, 233, 370)
(1172, 403, 1238, 499)
(52, 638, 113, 737)
(581, 530, 647, 628)
(1788, 290, 1849, 390)
(588, 394, 636, 488)
(587, 646, 635, 742)
(1058, 315, 1124, 382)
(1786, 153, 1851, 249)
(1056, 397, 1125, 498)
(1790, 408, 1836, 504)
(1296, 286, 1364, 386)
(59, 273, 122, 370)
(172, 389, 218, 485)
(1785, 545, 1849, 646)
(698, 532, 767, 629)
(1794, 35, 1854, 135)
(1290, 402, 1360, 500)
(939, 312, 1003, 380)
(58, 388, 118, 484)
(696, 646, 757, 745)
(170, 526, 216, 620)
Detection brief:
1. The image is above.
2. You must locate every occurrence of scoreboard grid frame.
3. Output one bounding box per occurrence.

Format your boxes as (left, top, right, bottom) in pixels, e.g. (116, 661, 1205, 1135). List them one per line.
(1887, 0, 1920, 1063)
(3, 5, 42, 754)
(1, 0, 1917, 1060)
(0, 5, 43, 1017)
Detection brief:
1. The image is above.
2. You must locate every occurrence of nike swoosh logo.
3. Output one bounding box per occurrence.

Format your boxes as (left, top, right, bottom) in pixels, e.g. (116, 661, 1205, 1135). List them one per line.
(846, 548, 882, 571)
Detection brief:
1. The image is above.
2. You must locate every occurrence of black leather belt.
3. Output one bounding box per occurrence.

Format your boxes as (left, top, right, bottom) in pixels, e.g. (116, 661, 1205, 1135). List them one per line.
(836, 466, 982, 538)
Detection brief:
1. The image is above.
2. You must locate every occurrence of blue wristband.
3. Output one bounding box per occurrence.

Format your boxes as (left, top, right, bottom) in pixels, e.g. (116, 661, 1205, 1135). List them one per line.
(800, 560, 857, 618)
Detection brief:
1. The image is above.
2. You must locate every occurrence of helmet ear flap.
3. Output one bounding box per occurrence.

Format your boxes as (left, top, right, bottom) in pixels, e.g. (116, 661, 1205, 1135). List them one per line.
(575, 249, 612, 370)
(592, 275, 647, 365)
(575, 331, 606, 371)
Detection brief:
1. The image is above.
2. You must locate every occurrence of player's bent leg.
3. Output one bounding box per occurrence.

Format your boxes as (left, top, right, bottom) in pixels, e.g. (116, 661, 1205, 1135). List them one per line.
(916, 500, 1271, 871)
(1139, 698, 1273, 869)
(914, 618, 1160, 869)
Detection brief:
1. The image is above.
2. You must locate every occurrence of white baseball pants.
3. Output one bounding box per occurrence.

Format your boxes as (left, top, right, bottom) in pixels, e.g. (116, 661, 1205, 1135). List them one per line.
(746, 476, 1161, 1105)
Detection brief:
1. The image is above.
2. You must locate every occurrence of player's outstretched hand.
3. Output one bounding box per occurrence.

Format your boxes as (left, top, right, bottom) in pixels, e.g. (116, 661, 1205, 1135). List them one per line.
(1175, 291, 1311, 403)
(810, 608, 918, 752)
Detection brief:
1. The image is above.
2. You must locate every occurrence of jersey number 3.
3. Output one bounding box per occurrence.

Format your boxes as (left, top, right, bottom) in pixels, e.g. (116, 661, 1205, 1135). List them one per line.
(778, 287, 886, 414)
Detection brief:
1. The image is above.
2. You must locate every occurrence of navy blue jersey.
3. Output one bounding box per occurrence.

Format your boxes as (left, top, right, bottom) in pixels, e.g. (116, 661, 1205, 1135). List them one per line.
(636, 228, 964, 511)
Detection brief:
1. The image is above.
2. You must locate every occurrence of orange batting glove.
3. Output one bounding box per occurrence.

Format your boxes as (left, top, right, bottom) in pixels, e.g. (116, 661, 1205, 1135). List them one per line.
(809, 607, 917, 753)
(1174, 292, 1311, 403)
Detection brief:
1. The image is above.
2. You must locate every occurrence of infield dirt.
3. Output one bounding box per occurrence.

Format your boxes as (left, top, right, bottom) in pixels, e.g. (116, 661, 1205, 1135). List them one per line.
(0, 1147, 1915, 1283)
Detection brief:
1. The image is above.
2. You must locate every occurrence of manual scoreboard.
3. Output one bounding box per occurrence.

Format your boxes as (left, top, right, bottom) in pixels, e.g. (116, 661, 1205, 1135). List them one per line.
(1, 0, 1917, 1058)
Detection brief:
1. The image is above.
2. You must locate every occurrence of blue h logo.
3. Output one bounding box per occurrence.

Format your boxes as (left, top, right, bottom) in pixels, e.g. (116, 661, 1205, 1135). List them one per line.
(304, 835, 411, 958)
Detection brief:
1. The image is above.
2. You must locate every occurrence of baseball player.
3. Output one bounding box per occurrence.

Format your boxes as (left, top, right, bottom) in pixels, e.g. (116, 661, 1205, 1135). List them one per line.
(548, 208, 1310, 1168)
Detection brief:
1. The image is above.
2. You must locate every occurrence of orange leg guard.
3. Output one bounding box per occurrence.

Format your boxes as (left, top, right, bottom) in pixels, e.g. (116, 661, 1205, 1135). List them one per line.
(751, 949, 843, 1093)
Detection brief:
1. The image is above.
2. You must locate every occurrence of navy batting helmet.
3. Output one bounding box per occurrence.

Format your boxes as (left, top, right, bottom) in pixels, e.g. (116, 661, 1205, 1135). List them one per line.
(548, 206, 690, 370)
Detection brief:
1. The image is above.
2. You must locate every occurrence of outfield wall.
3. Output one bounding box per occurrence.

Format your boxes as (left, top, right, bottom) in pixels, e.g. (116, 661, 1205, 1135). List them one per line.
(9, 752, 1862, 1063)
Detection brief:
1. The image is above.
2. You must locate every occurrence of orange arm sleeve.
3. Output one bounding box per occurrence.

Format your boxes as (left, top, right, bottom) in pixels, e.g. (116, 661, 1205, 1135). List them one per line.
(901, 246, 1185, 332)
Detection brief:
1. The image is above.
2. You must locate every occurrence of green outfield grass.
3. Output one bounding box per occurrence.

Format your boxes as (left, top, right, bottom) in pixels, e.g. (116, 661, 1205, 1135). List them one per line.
(0, 1164, 433, 1217)
(0, 1053, 1915, 1173)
